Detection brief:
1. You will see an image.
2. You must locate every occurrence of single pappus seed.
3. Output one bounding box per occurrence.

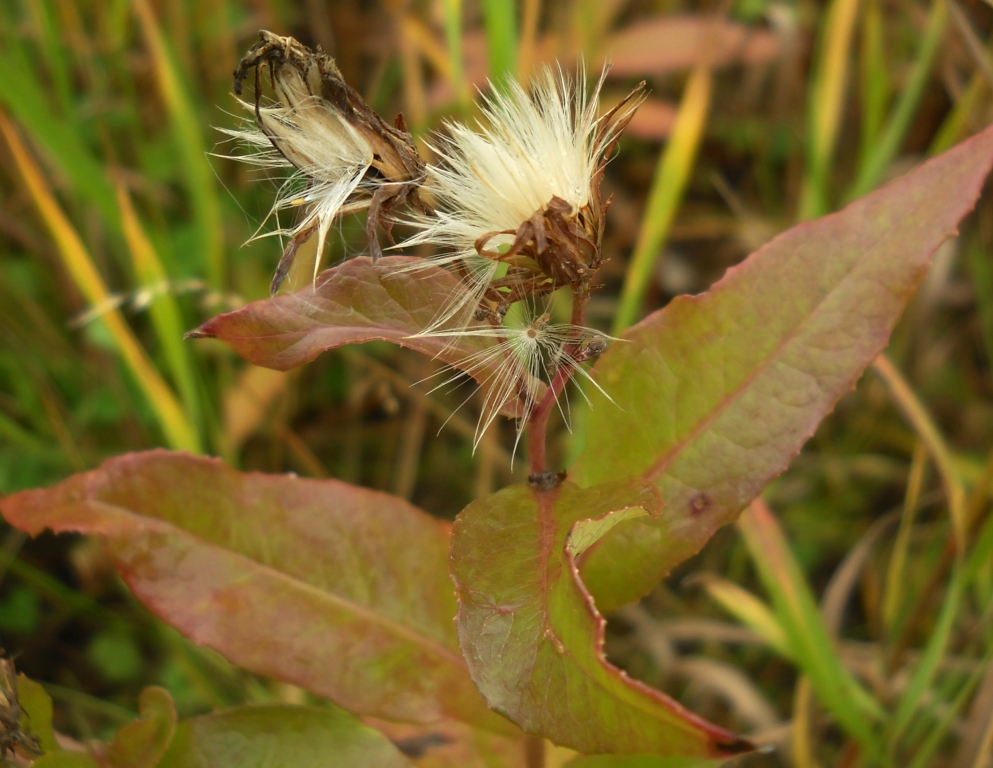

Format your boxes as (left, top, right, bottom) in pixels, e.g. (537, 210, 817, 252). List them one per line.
(419, 306, 619, 459)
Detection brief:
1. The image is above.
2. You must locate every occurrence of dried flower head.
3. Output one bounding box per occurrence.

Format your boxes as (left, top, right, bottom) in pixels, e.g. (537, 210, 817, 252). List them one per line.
(230, 31, 428, 293)
(398, 67, 644, 333)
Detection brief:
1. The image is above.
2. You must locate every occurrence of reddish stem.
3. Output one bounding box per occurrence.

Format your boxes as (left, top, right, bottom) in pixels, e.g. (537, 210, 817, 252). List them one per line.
(524, 735, 546, 768)
(527, 292, 588, 476)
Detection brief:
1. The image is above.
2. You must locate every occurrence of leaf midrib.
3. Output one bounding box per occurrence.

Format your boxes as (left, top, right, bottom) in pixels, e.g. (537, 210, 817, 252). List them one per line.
(95, 499, 469, 671)
(642, 191, 939, 484)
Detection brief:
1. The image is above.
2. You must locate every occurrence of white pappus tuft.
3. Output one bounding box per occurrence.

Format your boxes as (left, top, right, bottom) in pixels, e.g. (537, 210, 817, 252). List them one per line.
(395, 65, 641, 333)
(219, 97, 374, 276)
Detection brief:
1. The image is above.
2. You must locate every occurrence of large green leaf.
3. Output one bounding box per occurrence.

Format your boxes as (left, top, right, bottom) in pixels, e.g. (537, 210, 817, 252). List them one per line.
(573, 124, 993, 611)
(450, 478, 752, 757)
(0, 451, 510, 734)
(158, 705, 411, 768)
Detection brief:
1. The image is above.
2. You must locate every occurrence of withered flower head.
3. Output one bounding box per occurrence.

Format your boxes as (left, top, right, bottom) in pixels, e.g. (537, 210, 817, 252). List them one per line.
(397, 67, 644, 333)
(230, 30, 427, 293)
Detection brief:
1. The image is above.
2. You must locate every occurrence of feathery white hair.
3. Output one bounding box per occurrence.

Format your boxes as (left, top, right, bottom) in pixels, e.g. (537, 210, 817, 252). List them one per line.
(219, 96, 374, 279)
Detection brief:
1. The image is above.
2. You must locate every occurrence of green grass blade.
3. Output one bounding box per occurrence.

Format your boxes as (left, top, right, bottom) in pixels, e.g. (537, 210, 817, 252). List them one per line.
(891, 510, 993, 752)
(858, 0, 888, 168)
(873, 355, 966, 552)
(905, 646, 992, 768)
(693, 574, 793, 659)
(116, 182, 202, 433)
(883, 443, 927, 633)
(441, 0, 468, 110)
(5, 557, 129, 629)
(929, 74, 984, 156)
(965, 237, 993, 369)
(799, 0, 861, 220)
(0, 408, 53, 457)
(0, 41, 120, 233)
(25, 0, 74, 114)
(479, 0, 517, 85)
(889, 564, 964, 752)
(847, 0, 948, 200)
(1, 112, 201, 453)
(612, 64, 712, 334)
(963, 509, 993, 592)
(131, 0, 225, 289)
(570, 0, 624, 54)
(738, 500, 885, 749)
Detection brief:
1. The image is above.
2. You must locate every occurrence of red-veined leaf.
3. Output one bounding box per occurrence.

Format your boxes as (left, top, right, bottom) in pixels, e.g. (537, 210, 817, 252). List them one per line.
(189, 257, 471, 370)
(450, 478, 752, 757)
(0, 451, 512, 735)
(190, 256, 530, 417)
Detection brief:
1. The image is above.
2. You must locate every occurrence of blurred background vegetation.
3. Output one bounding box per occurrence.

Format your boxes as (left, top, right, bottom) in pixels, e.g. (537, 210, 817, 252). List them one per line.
(1, 0, 992, 765)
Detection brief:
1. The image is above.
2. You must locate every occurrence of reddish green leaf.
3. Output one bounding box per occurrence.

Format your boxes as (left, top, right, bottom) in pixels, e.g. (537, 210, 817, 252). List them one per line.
(108, 687, 177, 768)
(450, 478, 752, 757)
(0, 451, 510, 734)
(574, 125, 993, 611)
(190, 255, 531, 416)
(158, 705, 411, 768)
(190, 257, 475, 370)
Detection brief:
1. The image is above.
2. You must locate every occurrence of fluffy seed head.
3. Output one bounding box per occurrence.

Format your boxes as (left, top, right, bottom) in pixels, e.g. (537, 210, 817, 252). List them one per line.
(398, 66, 644, 332)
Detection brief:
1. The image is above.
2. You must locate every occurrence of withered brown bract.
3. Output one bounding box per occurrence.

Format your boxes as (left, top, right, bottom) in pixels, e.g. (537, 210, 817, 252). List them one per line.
(0, 653, 42, 760)
(234, 30, 428, 294)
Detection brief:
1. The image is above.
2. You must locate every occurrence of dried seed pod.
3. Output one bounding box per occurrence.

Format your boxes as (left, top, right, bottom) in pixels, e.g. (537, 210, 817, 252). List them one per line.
(232, 30, 428, 293)
(0, 653, 42, 760)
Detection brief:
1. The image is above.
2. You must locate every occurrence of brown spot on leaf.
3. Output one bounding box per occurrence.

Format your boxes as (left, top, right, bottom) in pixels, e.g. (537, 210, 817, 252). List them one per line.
(689, 493, 712, 516)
